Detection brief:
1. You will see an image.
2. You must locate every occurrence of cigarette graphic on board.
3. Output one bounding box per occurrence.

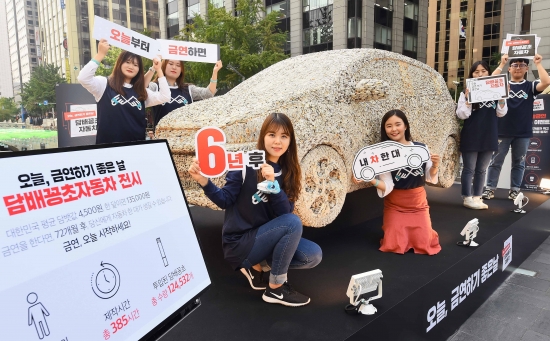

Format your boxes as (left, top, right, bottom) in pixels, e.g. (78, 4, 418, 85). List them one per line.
(157, 238, 169, 267)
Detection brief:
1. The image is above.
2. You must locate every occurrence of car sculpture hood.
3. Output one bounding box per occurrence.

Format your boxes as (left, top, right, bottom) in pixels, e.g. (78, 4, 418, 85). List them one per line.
(156, 49, 460, 227)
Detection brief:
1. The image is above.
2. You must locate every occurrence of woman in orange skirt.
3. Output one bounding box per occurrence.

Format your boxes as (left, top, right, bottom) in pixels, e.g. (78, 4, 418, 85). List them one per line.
(355, 110, 442, 255)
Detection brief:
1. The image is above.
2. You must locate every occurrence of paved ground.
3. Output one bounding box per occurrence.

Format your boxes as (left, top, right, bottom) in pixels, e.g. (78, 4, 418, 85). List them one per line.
(448, 235, 550, 341)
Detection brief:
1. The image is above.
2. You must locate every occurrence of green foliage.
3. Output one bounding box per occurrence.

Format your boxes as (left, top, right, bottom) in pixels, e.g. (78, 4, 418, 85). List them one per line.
(96, 46, 123, 77)
(489, 52, 502, 72)
(21, 64, 66, 116)
(177, 0, 289, 90)
(0, 97, 19, 121)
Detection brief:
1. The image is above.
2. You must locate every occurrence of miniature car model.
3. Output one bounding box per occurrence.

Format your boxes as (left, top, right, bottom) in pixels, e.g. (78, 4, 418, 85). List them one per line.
(352, 141, 430, 181)
(156, 49, 459, 227)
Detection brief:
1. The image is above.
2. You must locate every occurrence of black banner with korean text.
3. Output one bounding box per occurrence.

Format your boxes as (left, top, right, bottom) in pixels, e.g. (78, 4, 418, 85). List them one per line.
(522, 94, 550, 191)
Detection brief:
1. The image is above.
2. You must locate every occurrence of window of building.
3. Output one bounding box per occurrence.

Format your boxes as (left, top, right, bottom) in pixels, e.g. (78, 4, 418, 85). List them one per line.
(374, 24, 391, 51)
(484, 0, 501, 18)
(483, 23, 499, 40)
(187, 0, 200, 22)
(303, 0, 334, 12)
(210, 0, 224, 8)
(267, 1, 288, 18)
(303, 3, 333, 54)
(31, 57, 37, 62)
(167, 0, 178, 14)
(28, 20, 33, 24)
(521, 0, 531, 33)
(347, 0, 362, 48)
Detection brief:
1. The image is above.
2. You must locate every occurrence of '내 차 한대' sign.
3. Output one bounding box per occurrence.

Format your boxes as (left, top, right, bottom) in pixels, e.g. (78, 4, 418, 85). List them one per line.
(352, 141, 430, 181)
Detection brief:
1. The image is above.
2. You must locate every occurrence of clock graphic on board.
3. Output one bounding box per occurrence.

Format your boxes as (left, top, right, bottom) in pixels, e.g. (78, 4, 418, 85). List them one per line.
(91, 262, 121, 299)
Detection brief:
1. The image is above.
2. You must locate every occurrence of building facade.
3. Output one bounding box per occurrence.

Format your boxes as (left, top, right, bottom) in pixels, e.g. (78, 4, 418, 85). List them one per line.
(6, 0, 40, 100)
(37, 0, 161, 83)
(158, 0, 428, 63)
(0, 0, 15, 98)
(502, 0, 550, 80)
(427, 0, 505, 89)
(428, 0, 550, 89)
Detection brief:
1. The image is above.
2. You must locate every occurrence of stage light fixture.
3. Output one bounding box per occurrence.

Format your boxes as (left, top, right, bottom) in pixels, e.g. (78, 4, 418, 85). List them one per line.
(540, 178, 550, 195)
(457, 218, 479, 247)
(512, 192, 529, 214)
(345, 269, 383, 315)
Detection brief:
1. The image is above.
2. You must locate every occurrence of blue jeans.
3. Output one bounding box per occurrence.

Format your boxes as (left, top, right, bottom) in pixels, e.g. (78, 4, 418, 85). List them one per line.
(486, 137, 530, 191)
(461, 151, 493, 197)
(240, 213, 322, 285)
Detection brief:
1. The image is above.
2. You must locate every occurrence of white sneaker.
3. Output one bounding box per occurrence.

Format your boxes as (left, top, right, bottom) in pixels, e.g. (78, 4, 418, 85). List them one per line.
(473, 196, 488, 209)
(464, 196, 487, 209)
(463, 197, 476, 209)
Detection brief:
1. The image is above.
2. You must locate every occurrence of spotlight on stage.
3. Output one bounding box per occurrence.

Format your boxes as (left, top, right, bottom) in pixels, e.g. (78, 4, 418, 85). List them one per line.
(540, 178, 550, 195)
(512, 192, 529, 214)
(457, 218, 479, 247)
(345, 269, 383, 315)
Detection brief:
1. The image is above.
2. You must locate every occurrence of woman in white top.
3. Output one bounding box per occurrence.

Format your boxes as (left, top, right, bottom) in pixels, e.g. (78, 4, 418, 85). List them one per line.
(77, 39, 171, 144)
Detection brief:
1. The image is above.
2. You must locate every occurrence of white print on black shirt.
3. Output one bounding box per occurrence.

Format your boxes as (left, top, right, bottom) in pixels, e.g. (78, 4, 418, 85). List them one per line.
(394, 167, 424, 182)
(252, 191, 268, 205)
(509, 90, 528, 99)
(111, 95, 142, 110)
(479, 101, 496, 109)
(162, 95, 188, 106)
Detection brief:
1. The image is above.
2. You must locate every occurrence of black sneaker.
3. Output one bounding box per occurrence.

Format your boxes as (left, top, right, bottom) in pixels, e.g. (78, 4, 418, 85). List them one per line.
(482, 189, 495, 200)
(240, 268, 267, 290)
(262, 282, 310, 307)
(508, 190, 519, 200)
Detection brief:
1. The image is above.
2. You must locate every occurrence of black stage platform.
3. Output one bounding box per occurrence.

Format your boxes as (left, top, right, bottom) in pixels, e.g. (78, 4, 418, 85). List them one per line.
(160, 185, 550, 341)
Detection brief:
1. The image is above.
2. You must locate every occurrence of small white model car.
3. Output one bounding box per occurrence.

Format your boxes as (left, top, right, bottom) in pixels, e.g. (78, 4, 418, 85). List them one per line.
(352, 141, 430, 181)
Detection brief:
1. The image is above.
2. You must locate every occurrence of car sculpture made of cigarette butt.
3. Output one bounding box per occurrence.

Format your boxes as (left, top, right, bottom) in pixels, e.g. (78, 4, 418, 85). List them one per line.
(156, 49, 460, 227)
(353, 141, 430, 181)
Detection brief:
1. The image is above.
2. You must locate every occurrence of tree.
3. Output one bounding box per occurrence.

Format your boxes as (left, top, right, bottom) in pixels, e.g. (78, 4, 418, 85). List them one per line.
(178, 0, 289, 91)
(0, 97, 19, 121)
(489, 52, 502, 72)
(21, 64, 66, 116)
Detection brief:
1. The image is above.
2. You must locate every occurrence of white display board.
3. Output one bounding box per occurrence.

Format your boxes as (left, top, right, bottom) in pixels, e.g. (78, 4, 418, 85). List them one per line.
(466, 74, 509, 104)
(67, 104, 98, 138)
(157, 40, 219, 64)
(352, 141, 430, 181)
(0, 142, 210, 340)
(93, 16, 160, 59)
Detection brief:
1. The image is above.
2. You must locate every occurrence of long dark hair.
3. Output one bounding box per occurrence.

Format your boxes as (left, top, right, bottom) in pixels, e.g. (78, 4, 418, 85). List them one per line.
(380, 109, 412, 142)
(466, 60, 491, 110)
(153, 59, 189, 89)
(256, 113, 301, 202)
(108, 51, 147, 102)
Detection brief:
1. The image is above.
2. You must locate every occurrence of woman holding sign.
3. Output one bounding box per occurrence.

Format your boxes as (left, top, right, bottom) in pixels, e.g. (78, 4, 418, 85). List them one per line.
(456, 61, 507, 209)
(77, 39, 171, 144)
(188, 113, 322, 307)
(147, 59, 223, 130)
(354, 110, 441, 255)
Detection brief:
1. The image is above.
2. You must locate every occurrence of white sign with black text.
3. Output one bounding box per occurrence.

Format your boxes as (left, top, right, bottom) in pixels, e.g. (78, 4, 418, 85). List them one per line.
(0, 142, 210, 341)
(353, 141, 430, 181)
(466, 74, 509, 104)
(92, 16, 160, 59)
(158, 40, 220, 64)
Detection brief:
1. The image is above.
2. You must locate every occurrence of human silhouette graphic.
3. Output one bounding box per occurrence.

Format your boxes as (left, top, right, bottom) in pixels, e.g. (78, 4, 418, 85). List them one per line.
(27, 292, 50, 339)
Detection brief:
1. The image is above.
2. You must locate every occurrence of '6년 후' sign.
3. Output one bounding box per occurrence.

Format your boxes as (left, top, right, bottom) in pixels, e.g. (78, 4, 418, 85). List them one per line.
(195, 127, 266, 178)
